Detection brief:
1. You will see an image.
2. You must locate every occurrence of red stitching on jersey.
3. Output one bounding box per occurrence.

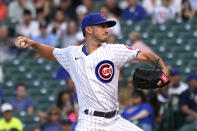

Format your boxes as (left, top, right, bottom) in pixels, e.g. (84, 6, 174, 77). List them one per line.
(124, 44, 134, 50)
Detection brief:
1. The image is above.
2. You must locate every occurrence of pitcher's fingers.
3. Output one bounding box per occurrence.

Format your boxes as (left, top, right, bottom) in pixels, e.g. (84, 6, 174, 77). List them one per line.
(23, 43, 29, 48)
(15, 37, 20, 43)
(16, 36, 22, 41)
(17, 36, 25, 44)
(157, 80, 162, 86)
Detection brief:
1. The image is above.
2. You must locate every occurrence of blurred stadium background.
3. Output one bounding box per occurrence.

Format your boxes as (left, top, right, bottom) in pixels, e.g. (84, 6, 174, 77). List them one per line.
(0, 0, 197, 131)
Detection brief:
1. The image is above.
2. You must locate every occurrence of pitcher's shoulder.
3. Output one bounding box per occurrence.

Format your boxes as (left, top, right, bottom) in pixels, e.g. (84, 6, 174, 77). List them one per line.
(105, 43, 126, 49)
(60, 45, 82, 52)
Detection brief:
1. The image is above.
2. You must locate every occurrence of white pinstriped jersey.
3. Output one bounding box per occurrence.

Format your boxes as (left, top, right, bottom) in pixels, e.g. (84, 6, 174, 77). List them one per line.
(53, 43, 139, 112)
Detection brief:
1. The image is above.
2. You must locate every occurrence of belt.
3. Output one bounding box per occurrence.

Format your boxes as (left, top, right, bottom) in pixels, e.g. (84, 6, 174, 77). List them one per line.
(84, 109, 118, 118)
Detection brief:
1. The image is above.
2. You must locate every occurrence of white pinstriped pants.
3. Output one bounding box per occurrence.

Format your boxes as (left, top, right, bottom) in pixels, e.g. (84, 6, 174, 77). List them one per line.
(75, 110, 143, 131)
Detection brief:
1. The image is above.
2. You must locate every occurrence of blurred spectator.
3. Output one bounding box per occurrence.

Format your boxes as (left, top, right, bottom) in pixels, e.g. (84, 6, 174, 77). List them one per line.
(105, 0, 122, 16)
(152, 87, 169, 128)
(75, 32, 85, 46)
(16, 9, 40, 39)
(55, 67, 78, 113)
(33, 21, 59, 47)
(9, 83, 35, 116)
(10, 128, 19, 131)
(171, 0, 182, 14)
(0, 103, 23, 131)
(0, 24, 13, 47)
(52, 0, 61, 7)
(105, 0, 122, 31)
(34, 0, 50, 21)
(66, 77, 78, 104)
(142, 0, 161, 16)
(179, 72, 197, 130)
(129, 31, 154, 53)
(36, 7, 47, 24)
(0, 88, 3, 105)
(61, 119, 72, 131)
(70, 0, 82, 9)
(178, 0, 195, 21)
(121, 90, 154, 131)
(0, 24, 16, 62)
(100, 5, 121, 36)
(47, 9, 67, 39)
(56, 90, 74, 118)
(126, 76, 135, 90)
(31, 127, 42, 131)
(61, 20, 79, 47)
(0, 66, 4, 83)
(107, 34, 117, 44)
(188, 0, 197, 12)
(76, 5, 88, 24)
(82, 0, 93, 13)
(41, 106, 62, 131)
(55, 66, 70, 80)
(122, 0, 147, 23)
(0, 0, 7, 20)
(59, 0, 76, 19)
(67, 104, 78, 130)
(152, 0, 177, 24)
(129, 31, 155, 65)
(168, 68, 188, 96)
(118, 87, 133, 112)
(8, 0, 36, 22)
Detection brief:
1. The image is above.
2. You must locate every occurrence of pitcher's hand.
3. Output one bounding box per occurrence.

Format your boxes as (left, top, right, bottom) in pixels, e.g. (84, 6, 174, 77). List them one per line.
(15, 36, 34, 49)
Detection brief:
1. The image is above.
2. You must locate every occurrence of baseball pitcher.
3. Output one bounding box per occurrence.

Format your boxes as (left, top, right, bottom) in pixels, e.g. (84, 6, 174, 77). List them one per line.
(15, 12, 170, 131)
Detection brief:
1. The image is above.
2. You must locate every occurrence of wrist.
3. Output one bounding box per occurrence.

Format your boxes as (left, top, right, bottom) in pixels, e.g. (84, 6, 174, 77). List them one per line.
(162, 68, 169, 76)
(31, 40, 39, 48)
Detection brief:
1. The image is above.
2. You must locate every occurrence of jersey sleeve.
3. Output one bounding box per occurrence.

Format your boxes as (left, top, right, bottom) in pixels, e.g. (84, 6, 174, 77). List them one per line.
(53, 47, 73, 71)
(110, 44, 140, 68)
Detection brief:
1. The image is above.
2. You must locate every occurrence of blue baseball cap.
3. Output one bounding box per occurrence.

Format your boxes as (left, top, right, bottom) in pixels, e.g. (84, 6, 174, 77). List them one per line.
(81, 12, 116, 32)
(187, 72, 197, 81)
(170, 68, 180, 76)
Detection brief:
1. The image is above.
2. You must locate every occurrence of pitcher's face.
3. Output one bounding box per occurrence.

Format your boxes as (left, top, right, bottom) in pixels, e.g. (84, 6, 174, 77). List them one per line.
(92, 23, 109, 43)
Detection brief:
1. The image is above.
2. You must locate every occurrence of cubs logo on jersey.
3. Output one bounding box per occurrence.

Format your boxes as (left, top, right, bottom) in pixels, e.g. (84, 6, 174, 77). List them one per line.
(95, 60, 114, 83)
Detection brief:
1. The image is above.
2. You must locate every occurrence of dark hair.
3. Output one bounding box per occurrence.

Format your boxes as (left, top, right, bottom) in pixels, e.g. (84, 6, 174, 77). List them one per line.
(82, 30, 86, 37)
(182, 0, 192, 10)
(61, 119, 72, 125)
(15, 83, 27, 90)
(36, 8, 44, 15)
(56, 90, 73, 110)
(182, 0, 189, 4)
(55, 8, 64, 14)
(39, 21, 48, 28)
(10, 128, 19, 131)
(111, 7, 122, 17)
(132, 90, 146, 102)
(23, 9, 31, 16)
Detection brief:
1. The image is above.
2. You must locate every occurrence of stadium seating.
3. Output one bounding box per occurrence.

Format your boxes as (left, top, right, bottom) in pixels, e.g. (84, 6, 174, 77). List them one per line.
(0, 6, 197, 131)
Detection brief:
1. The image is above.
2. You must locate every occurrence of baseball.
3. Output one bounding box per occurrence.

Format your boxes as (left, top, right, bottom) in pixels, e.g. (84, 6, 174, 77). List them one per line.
(15, 41, 26, 48)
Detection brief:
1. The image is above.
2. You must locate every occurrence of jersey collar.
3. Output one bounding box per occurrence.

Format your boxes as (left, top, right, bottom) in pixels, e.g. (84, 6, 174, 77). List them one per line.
(82, 43, 107, 56)
(82, 44, 89, 56)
